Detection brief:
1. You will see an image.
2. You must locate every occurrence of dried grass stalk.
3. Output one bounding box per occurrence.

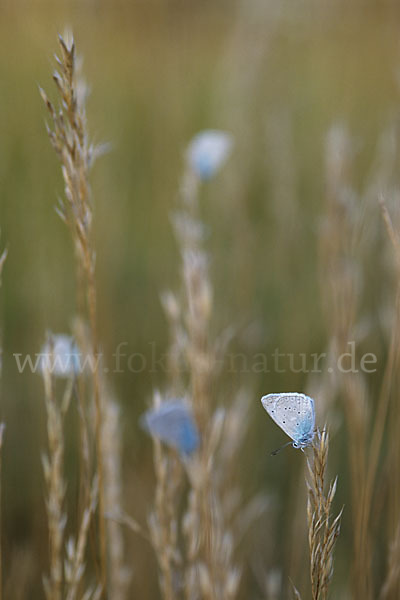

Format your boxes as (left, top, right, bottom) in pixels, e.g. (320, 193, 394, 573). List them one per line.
(0, 242, 6, 600)
(306, 430, 342, 600)
(147, 273, 187, 598)
(183, 395, 260, 600)
(173, 167, 226, 600)
(320, 124, 369, 596)
(148, 415, 183, 600)
(41, 346, 72, 600)
(377, 198, 400, 600)
(102, 396, 131, 600)
(0, 423, 5, 600)
(162, 159, 262, 600)
(147, 290, 188, 599)
(321, 125, 400, 598)
(40, 34, 107, 591)
(64, 476, 99, 600)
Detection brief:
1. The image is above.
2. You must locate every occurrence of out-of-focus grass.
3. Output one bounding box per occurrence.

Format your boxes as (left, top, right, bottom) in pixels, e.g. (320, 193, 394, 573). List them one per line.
(1, 1, 400, 597)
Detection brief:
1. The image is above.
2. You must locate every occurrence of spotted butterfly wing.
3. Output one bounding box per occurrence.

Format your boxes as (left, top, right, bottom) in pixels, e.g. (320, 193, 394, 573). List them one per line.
(261, 393, 315, 449)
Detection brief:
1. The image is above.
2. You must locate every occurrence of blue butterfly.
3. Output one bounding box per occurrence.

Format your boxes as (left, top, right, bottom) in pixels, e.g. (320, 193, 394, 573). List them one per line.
(261, 393, 315, 453)
(186, 130, 233, 180)
(141, 400, 200, 456)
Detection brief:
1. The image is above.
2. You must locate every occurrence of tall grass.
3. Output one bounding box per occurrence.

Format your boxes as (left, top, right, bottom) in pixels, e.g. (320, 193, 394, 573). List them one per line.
(39, 35, 121, 599)
(144, 144, 263, 600)
(306, 430, 342, 600)
(35, 32, 382, 600)
(318, 122, 400, 599)
(41, 343, 70, 600)
(39, 36, 108, 592)
(3, 12, 400, 598)
(0, 424, 4, 600)
(0, 243, 7, 600)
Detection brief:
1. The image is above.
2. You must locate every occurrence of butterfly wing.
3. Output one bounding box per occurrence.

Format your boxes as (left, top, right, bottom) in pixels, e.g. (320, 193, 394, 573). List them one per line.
(261, 393, 315, 445)
(142, 401, 199, 455)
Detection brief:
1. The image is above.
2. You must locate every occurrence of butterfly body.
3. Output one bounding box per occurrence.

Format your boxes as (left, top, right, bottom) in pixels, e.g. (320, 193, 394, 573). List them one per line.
(261, 392, 315, 450)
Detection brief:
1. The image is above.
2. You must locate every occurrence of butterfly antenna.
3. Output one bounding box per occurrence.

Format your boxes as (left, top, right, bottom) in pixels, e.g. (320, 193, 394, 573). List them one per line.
(271, 440, 293, 456)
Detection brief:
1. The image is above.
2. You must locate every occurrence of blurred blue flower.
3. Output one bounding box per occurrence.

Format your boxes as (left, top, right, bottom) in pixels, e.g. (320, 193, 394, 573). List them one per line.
(39, 334, 81, 378)
(141, 399, 200, 456)
(186, 130, 233, 180)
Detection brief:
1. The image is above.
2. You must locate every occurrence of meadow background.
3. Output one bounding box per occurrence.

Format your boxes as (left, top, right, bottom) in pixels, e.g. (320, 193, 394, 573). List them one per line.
(1, 1, 400, 598)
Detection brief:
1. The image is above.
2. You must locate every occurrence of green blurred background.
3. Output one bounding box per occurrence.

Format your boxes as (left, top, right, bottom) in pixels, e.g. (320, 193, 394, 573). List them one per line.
(1, 1, 399, 597)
